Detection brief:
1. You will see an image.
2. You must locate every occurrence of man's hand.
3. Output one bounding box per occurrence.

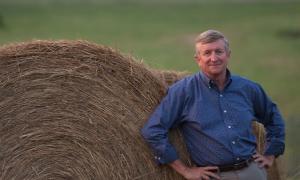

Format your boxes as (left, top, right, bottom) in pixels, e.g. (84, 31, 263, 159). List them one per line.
(183, 166, 220, 180)
(169, 159, 220, 180)
(253, 153, 275, 169)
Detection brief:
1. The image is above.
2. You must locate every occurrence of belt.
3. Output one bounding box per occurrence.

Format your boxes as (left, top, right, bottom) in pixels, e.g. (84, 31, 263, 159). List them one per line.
(218, 158, 254, 172)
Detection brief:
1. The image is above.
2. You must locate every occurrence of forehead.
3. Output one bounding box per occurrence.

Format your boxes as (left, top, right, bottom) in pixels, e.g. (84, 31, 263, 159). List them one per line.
(195, 39, 226, 51)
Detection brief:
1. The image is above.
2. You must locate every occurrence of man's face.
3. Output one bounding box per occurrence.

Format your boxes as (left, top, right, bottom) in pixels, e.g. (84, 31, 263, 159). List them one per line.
(195, 39, 230, 78)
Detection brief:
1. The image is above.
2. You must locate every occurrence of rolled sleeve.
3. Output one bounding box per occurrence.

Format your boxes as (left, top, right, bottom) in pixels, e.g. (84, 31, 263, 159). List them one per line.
(152, 144, 179, 164)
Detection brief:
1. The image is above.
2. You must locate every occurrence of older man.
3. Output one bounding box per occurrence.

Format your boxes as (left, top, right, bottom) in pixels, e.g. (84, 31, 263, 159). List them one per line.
(141, 30, 285, 180)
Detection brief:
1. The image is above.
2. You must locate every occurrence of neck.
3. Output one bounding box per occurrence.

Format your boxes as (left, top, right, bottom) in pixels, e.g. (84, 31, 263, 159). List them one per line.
(205, 71, 227, 90)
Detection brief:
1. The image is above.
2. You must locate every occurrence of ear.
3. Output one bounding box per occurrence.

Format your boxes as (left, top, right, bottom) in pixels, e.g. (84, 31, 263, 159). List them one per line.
(227, 50, 231, 58)
(194, 54, 199, 63)
(194, 54, 202, 67)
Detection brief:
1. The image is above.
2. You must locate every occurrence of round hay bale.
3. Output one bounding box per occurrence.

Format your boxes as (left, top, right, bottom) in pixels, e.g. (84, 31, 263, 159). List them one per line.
(0, 40, 187, 179)
(151, 69, 189, 87)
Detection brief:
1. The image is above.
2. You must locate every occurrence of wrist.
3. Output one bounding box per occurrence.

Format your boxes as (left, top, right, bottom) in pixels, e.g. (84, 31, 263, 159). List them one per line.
(181, 166, 191, 178)
(168, 159, 190, 178)
(263, 154, 275, 158)
(266, 155, 275, 160)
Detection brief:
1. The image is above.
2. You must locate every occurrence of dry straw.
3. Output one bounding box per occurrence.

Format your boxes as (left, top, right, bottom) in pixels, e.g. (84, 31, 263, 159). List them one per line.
(0, 40, 187, 179)
(0, 40, 283, 179)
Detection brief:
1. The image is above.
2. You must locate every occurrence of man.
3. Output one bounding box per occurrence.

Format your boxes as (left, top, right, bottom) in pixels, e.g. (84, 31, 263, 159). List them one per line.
(141, 30, 285, 180)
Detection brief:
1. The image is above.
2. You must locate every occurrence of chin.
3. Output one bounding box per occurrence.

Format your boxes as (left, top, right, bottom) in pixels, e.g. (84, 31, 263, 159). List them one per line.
(210, 67, 225, 73)
(208, 71, 223, 77)
(209, 69, 222, 75)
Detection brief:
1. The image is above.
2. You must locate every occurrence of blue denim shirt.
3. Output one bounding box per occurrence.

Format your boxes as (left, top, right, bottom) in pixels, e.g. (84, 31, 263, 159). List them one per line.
(141, 71, 285, 166)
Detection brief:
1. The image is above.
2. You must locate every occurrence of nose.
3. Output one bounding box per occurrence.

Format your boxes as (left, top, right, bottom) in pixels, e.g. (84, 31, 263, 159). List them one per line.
(210, 52, 218, 62)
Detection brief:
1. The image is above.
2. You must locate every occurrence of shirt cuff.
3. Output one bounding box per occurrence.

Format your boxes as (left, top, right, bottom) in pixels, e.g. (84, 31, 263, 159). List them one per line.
(154, 144, 179, 164)
(264, 141, 285, 157)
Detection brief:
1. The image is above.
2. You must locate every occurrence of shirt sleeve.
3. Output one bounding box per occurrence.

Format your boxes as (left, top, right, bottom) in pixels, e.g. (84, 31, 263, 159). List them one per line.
(141, 83, 186, 164)
(253, 83, 285, 157)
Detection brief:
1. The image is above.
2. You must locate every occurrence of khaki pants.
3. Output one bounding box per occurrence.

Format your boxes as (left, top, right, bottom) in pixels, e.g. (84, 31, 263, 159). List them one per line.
(216, 162, 267, 180)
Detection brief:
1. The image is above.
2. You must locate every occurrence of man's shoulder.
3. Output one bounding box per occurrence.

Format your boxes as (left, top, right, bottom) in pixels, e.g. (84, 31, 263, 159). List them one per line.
(165, 73, 199, 96)
(170, 72, 199, 89)
(231, 74, 260, 88)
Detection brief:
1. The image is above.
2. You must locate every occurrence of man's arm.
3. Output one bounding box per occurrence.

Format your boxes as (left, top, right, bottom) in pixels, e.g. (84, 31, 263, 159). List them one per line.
(141, 84, 186, 164)
(252, 83, 285, 167)
(142, 81, 220, 179)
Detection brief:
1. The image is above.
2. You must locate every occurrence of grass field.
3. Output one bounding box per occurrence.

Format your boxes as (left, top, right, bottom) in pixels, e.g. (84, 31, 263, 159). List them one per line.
(1, 0, 300, 178)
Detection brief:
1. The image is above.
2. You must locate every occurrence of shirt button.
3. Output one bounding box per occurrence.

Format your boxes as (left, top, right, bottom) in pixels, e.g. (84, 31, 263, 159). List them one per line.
(223, 110, 227, 113)
(236, 157, 240, 161)
(228, 125, 231, 129)
(232, 141, 236, 144)
(220, 94, 223, 97)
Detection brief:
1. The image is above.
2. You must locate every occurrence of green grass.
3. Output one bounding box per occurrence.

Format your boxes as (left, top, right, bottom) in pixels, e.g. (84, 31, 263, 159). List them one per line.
(1, 1, 300, 178)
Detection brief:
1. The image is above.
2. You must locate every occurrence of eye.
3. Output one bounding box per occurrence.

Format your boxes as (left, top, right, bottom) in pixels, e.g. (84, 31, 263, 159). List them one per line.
(216, 49, 224, 55)
(203, 51, 210, 56)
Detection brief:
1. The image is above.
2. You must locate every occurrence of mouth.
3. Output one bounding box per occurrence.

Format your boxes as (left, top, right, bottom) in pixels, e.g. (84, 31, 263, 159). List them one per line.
(209, 63, 222, 67)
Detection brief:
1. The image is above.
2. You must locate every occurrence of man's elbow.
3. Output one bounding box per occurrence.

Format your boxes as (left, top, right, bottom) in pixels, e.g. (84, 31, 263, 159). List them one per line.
(140, 126, 150, 140)
(140, 125, 159, 143)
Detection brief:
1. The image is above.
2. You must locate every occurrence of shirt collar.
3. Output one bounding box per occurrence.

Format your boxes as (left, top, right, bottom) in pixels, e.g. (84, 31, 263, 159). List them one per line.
(199, 69, 232, 89)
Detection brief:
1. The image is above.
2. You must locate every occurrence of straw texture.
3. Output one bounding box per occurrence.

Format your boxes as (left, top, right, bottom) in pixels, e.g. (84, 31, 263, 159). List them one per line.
(0, 40, 187, 180)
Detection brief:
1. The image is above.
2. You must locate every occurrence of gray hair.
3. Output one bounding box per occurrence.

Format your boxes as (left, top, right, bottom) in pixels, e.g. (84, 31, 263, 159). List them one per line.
(195, 30, 230, 54)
